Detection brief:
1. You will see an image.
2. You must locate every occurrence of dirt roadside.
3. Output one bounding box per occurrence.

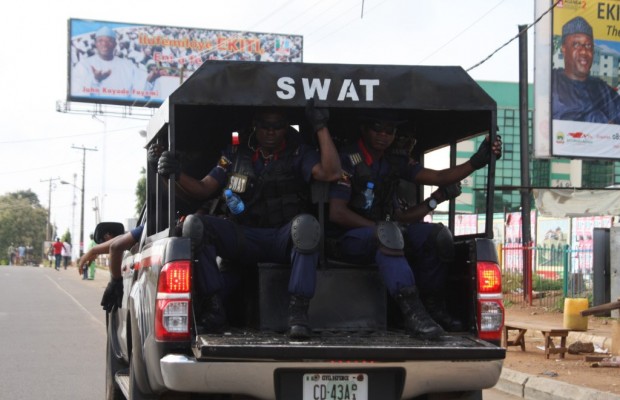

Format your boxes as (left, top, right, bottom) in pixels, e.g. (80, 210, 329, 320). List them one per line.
(502, 305, 620, 396)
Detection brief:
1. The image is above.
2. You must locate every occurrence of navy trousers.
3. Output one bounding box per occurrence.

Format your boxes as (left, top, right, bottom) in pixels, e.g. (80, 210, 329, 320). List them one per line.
(194, 215, 318, 299)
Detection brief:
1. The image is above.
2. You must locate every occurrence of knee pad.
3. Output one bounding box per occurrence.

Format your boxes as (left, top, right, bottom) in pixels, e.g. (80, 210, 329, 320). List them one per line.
(376, 221, 405, 256)
(291, 214, 321, 254)
(430, 223, 454, 263)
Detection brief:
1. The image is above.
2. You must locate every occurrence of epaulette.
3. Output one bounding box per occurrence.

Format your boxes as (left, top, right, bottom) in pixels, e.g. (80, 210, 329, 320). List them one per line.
(348, 152, 363, 166)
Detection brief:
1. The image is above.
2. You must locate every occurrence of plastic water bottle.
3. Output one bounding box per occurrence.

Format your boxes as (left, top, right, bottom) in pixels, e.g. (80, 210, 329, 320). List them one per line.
(224, 189, 245, 214)
(362, 182, 375, 211)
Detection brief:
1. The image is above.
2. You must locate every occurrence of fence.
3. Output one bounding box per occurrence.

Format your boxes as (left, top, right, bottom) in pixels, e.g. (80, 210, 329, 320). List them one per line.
(501, 243, 593, 310)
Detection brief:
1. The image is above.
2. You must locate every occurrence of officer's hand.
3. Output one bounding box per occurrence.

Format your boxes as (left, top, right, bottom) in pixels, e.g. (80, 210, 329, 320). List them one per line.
(439, 182, 462, 201)
(305, 98, 329, 133)
(101, 277, 123, 312)
(147, 143, 164, 170)
(469, 134, 502, 170)
(158, 151, 181, 179)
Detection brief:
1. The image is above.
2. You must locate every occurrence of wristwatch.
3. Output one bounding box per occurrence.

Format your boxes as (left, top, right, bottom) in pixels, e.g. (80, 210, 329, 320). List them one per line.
(427, 197, 438, 211)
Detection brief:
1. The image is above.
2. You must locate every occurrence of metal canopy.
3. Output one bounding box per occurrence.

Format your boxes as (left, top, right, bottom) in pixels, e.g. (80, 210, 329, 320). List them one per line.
(146, 60, 497, 155)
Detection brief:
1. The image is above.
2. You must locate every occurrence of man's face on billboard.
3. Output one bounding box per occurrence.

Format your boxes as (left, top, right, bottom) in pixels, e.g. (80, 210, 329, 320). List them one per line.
(96, 36, 117, 60)
(562, 33, 594, 81)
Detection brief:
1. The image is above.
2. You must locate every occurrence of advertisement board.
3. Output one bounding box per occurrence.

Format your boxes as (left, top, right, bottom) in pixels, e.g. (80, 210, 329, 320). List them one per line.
(548, 1, 620, 159)
(67, 18, 303, 107)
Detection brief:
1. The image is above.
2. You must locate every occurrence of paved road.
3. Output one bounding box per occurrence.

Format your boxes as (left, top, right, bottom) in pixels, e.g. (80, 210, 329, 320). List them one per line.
(0, 264, 519, 400)
(0, 265, 108, 399)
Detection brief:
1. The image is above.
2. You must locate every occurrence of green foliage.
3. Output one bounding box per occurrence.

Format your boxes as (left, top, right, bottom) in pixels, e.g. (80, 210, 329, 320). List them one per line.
(533, 275, 563, 291)
(60, 229, 72, 244)
(135, 167, 146, 217)
(0, 190, 47, 261)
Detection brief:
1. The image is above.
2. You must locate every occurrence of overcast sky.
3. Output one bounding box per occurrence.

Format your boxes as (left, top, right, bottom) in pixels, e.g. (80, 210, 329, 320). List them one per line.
(0, 0, 537, 251)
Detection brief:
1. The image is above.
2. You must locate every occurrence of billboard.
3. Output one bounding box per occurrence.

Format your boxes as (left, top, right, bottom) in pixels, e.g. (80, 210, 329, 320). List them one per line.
(67, 19, 303, 107)
(536, 0, 620, 159)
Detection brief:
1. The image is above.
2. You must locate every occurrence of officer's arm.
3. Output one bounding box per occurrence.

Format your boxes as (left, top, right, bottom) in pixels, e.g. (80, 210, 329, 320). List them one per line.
(108, 232, 139, 280)
(329, 198, 375, 229)
(175, 174, 221, 201)
(394, 201, 433, 224)
(311, 127, 342, 182)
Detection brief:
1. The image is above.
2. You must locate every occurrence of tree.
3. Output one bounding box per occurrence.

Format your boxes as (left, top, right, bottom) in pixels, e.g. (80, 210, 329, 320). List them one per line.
(0, 190, 47, 263)
(135, 167, 146, 217)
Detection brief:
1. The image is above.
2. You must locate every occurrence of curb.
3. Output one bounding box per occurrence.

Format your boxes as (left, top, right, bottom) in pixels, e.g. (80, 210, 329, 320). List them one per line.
(497, 329, 618, 399)
(497, 368, 620, 400)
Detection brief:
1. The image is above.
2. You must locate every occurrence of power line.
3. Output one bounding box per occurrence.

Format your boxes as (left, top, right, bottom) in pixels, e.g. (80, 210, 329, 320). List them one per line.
(466, 0, 560, 72)
(0, 124, 145, 144)
(417, 0, 508, 65)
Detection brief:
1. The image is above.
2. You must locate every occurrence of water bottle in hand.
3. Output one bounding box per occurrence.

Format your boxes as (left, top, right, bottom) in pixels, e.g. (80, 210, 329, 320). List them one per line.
(224, 189, 245, 214)
(362, 182, 375, 211)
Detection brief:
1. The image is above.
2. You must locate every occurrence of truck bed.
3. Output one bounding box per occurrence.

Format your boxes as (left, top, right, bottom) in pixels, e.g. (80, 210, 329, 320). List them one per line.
(193, 330, 505, 362)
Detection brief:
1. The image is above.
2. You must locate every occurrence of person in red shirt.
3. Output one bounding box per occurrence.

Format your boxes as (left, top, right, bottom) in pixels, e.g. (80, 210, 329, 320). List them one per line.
(50, 238, 64, 271)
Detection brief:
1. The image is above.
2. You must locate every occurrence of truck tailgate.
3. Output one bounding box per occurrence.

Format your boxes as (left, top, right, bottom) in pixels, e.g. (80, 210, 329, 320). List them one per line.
(193, 331, 505, 361)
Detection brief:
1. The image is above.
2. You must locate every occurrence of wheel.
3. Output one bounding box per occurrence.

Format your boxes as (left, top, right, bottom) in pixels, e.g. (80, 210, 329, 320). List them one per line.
(128, 348, 156, 400)
(106, 333, 127, 400)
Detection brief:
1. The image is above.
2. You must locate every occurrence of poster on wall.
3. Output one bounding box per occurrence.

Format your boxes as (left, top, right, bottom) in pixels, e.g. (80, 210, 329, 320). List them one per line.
(571, 216, 612, 273)
(548, 1, 620, 159)
(67, 18, 303, 107)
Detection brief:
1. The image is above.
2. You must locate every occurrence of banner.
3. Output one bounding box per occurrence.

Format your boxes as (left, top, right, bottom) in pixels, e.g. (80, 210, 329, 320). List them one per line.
(67, 19, 303, 107)
(548, 1, 620, 159)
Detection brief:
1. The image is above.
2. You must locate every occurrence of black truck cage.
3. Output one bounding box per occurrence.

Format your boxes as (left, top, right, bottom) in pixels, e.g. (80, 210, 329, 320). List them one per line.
(144, 60, 498, 238)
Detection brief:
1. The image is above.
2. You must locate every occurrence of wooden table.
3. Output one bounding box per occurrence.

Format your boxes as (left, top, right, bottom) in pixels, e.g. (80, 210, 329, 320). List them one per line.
(503, 320, 571, 359)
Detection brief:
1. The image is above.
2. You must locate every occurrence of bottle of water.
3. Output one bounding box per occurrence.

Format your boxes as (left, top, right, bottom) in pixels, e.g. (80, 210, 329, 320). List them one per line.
(224, 189, 245, 215)
(362, 182, 375, 211)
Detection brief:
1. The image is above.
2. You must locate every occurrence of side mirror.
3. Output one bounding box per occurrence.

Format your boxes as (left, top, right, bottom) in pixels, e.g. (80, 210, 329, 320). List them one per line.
(94, 222, 125, 244)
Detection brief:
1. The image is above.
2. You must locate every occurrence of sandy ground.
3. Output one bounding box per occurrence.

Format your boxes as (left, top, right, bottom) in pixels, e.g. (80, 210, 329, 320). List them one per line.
(503, 305, 620, 395)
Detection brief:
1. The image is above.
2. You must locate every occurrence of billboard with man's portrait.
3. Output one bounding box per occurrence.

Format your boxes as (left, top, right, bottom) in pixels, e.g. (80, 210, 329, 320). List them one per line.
(67, 18, 303, 107)
(544, 1, 620, 159)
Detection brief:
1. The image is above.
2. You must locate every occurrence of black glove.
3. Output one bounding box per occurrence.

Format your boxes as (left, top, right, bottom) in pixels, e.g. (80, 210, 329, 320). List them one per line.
(469, 138, 492, 170)
(158, 151, 181, 179)
(305, 98, 329, 133)
(147, 143, 164, 170)
(101, 277, 123, 312)
(440, 182, 462, 201)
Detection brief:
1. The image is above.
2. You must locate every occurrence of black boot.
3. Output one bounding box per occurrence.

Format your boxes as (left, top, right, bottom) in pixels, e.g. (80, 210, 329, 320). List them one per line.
(197, 294, 227, 333)
(288, 295, 312, 339)
(182, 214, 204, 251)
(422, 294, 464, 332)
(395, 286, 444, 340)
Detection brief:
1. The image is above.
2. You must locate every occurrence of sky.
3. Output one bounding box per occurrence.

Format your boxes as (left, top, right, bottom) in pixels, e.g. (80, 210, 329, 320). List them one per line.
(0, 0, 538, 254)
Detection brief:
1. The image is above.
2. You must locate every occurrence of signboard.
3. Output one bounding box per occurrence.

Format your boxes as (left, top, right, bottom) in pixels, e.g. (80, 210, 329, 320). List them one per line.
(545, 1, 620, 159)
(67, 18, 303, 107)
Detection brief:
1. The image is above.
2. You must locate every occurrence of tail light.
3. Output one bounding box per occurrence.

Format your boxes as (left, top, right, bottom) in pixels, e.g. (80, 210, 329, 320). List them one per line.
(476, 261, 504, 341)
(155, 260, 191, 341)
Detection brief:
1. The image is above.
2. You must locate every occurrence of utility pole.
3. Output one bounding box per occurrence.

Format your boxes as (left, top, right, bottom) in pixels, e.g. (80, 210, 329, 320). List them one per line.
(518, 24, 532, 304)
(40, 177, 60, 241)
(72, 145, 98, 256)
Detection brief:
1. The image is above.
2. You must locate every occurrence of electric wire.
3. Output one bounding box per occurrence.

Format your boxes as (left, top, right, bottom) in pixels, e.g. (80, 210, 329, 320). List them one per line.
(466, 0, 560, 72)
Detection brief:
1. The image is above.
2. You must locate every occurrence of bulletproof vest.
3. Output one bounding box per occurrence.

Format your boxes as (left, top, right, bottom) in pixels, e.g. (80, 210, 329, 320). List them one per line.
(345, 145, 402, 221)
(226, 143, 309, 228)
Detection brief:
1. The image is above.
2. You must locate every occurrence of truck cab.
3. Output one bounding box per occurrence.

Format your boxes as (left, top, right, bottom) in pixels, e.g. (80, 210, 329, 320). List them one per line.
(105, 60, 505, 400)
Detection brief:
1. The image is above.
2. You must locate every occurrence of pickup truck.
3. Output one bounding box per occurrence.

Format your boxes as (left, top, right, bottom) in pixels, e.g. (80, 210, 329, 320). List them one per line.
(103, 60, 505, 400)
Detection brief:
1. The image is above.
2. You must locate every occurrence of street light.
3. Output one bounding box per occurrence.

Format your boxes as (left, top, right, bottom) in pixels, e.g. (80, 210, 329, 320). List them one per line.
(60, 179, 81, 260)
(40, 177, 60, 241)
(69, 145, 97, 256)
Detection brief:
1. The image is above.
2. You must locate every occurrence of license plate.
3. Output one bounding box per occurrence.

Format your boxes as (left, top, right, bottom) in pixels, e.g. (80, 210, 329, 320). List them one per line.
(303, 373, 368, 400)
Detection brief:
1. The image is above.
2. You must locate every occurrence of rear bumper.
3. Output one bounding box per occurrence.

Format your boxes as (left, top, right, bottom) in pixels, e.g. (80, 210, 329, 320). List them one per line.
(160, 354, 503, 399)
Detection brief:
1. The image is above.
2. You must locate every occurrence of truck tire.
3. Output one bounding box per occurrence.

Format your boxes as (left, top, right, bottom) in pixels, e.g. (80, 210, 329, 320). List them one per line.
(129, 350, 156, 400)
(106, 313, 127, 400)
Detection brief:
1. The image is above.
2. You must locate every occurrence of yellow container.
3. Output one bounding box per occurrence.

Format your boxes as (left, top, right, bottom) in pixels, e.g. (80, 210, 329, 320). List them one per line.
(563, 298, 589, 331)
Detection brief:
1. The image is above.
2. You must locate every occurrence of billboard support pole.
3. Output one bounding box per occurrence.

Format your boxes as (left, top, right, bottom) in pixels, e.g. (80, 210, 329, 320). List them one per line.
(519, 24, 533, 302)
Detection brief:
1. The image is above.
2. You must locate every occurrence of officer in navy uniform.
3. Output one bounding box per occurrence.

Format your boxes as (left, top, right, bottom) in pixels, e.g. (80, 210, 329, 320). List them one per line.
(328, 111, 502, 339)
(155, 101, 341, 339)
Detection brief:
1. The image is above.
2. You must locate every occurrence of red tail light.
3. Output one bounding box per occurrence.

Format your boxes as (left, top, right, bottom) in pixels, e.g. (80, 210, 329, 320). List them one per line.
(155, 261, 191, 341)
(476, 261, 504, 341)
